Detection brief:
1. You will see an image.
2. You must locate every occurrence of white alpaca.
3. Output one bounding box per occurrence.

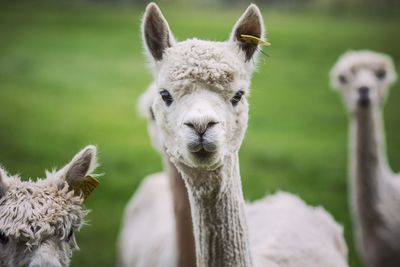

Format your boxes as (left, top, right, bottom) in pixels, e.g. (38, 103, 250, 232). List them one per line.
(0, 145, 99, 267)
(118, 82, 196, 267)
(330, 50, 399, 267)
(119, 3, 348, 267)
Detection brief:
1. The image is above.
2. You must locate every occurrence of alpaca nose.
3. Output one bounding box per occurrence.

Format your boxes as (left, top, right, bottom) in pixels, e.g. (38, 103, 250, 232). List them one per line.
(358, 86, 370, 107)
(184, 120, 219, 136)
(358, 86, 369, 96)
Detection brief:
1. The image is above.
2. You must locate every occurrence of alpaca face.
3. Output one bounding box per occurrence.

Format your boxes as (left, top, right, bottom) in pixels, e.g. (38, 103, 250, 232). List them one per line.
(0, 146, 97, 267)
(141, 3, 264, 169)
(330, 50, 397, 112)
(153, 64, 250, 169)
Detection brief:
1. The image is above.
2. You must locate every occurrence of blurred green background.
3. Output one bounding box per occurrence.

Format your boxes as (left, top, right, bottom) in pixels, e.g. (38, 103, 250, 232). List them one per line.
(0, 0, 399, 266)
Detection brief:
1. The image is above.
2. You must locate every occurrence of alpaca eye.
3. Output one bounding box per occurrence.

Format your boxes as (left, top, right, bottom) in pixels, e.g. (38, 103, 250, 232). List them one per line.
(375, 69, 386, 80)
(67, 229, 74, 240)
(338, 75, 347, 84)
(159, 89, 173, 106)
(0, 231, 9, 245)
(230, 90, 245, 106)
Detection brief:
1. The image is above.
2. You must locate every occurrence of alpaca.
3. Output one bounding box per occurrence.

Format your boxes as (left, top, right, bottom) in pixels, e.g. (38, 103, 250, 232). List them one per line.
(0, 145, 99, 267)
(330, 50, 399, 267)
(127, 3, 349, 267)
(118, 83, 195, 267)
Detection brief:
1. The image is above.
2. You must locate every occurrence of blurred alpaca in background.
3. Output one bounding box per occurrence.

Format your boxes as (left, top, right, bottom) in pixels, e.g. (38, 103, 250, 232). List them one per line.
(331, 50, 399, 267)
(118, 82, 195, 267)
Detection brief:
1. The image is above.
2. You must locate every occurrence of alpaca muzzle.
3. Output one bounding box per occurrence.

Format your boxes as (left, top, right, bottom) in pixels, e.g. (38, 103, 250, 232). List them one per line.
(186, 135, 219, 164)
(358, 86, 370, 108)
(185, 119, 219, 155)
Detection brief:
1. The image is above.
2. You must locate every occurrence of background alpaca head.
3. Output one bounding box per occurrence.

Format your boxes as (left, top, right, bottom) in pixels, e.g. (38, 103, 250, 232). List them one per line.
(142, 3, 264, 170)
(330, 50, 397, 113)
(137, 83, 164, 154)
(0, 145, 98, 267)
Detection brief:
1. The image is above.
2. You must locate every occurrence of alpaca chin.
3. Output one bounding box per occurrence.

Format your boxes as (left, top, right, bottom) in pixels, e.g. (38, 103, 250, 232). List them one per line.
(187, 150, 221, 170)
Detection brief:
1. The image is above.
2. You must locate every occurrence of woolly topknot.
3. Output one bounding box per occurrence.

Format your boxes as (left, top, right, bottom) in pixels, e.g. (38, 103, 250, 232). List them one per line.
(0, 176, 86, 247)
(162, 39, 245, 86)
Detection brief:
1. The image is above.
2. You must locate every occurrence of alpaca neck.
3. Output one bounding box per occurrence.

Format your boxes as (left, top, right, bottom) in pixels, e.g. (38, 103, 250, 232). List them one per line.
(178, 153, 252, 267)
(165, 159, 196, 267)
(350, 105, 389, 235)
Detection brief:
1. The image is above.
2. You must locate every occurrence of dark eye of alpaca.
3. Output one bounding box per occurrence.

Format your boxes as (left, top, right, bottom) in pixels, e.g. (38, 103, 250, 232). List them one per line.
(159, 89, 173, 106)
(375, 69, 386, 80)
(0, 231, 9, 245)
(230, 90, 245, 106)
(67, 229, 74, 240)
(338, 75, 347, 84)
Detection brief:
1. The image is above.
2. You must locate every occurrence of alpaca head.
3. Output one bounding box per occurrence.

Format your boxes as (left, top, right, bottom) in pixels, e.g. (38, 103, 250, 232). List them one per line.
(137, 83, 164, 154)
(142, 3, 264, 170)
(330, 50, 397, 113)
(0, 145, 98, 267)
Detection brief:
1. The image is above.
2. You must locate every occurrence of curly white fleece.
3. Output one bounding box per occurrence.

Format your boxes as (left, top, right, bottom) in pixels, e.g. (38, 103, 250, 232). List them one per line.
(0, 174, 85, 248)
(161, 39, 250, 84)
(0, 170, 88, 267)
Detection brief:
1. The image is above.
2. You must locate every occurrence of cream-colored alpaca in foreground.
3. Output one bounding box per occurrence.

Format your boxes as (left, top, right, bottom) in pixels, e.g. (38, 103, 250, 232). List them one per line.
(331, 51, 399, 267)
(0, 145, 99, 267)
(118, 83, 195, 267)
(119, 3, 348, 267)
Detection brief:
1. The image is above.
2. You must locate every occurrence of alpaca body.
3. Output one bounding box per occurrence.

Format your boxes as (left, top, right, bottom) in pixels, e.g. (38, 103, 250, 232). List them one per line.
(249, 192, 347, 267)
(118, 173, 176, 267)
(331, 50, 399, 267)
(120, 169, 347, 267)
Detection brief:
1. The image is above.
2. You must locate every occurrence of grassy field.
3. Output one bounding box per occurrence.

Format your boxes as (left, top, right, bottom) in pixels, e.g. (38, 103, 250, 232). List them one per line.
(0, 2, 399, 266)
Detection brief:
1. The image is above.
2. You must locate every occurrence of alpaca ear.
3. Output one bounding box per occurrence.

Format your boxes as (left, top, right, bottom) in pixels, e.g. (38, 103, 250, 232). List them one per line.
(0, 166, 8, 198)
(58, 145, 99, 200)
(142, 3, 175, 62)
(230, 4, 264, 62)
(64, 145, 97, 183)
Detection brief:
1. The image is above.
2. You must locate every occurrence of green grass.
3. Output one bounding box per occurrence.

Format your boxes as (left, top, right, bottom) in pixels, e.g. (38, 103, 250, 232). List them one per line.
(0, 2, 399, 266)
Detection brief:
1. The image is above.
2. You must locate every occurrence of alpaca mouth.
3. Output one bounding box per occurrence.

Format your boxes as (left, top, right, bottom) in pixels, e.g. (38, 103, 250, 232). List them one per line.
(187, 140, 217, 160)
(187, 140, 218, 153)
(357, 87, 370, 108)
(358, 94, 370, 108)
(191, 149, 215, 161)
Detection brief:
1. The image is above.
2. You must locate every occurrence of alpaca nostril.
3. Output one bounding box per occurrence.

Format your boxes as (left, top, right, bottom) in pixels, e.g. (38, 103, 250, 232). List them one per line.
(206, 121, 219, 129)
(184, 122, 204, 135)
(184, 122, 195, 129)
(184, 121, 219, 136)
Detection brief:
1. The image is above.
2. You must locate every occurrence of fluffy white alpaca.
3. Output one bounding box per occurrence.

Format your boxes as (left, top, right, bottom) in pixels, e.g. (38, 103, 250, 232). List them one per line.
(330, 50, 399, 267)
(119, 3, 348, 267)
(118, 84, 196, 267)
(0, 145, 99, 267)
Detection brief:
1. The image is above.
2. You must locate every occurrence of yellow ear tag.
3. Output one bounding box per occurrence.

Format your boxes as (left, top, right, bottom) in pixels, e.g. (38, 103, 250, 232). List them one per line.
(240, 34, 271, 47)
(71, 175, 100, 200)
